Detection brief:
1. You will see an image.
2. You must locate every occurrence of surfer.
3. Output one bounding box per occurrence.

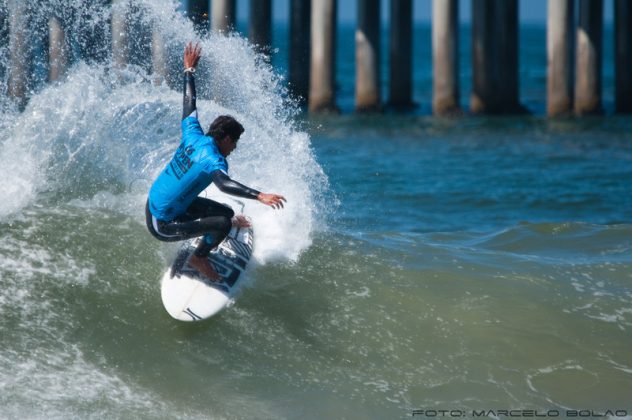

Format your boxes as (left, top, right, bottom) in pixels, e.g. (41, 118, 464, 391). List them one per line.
(146, 42, 286, 281)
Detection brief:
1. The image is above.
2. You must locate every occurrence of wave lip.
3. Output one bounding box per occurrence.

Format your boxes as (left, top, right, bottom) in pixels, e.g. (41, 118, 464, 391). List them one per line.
(0, 0, 331, 265)
(467, 221, 632, 261)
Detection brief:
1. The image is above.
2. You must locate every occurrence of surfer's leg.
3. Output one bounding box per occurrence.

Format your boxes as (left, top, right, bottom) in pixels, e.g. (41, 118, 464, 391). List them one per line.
(186, 197, 235, 219)
(187, 253, 221, 281)
(190, 217, 232, 256)
(185, 212, 232, 282)
(152, 198, 234, 243)
(156, 198, 234, 281)
(182, 198, 234, 253)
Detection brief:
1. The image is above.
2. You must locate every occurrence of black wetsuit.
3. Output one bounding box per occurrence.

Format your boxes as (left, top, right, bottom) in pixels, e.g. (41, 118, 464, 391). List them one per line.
(145, 70, 259, 257)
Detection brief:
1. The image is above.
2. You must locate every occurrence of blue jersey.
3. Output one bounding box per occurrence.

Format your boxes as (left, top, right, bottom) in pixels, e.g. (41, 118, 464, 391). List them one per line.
(148, 115, 228, 221)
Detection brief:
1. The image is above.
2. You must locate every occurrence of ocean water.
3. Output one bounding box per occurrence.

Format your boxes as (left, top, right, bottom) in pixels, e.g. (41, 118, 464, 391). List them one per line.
(1, 2, 631, 419)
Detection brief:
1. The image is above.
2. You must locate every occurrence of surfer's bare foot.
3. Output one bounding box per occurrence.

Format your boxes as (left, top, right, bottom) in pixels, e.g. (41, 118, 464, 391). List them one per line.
(188, 254, 221, 282)
(232, 214, 251, 228)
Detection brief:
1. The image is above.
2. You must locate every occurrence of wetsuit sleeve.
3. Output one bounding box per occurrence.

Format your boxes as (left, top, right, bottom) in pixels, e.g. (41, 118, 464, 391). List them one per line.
(182, 71, 196, 120)
(211, 170, 260, 199)
(181, 71, 204, 137)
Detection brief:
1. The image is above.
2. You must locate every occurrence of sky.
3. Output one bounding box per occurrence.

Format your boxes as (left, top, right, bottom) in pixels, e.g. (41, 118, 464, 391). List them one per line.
(233, 0, 615, 25)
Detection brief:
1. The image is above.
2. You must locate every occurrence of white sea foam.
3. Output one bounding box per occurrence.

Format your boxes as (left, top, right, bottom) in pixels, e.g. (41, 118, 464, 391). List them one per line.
(0, 0, 329, 264)
(0, 344, 166, 420)
(0, 3, 330, 412)
(0, 233, 165, 419)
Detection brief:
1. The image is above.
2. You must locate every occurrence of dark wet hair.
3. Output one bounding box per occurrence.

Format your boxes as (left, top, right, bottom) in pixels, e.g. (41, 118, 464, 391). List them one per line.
(207, 115, 244, 142)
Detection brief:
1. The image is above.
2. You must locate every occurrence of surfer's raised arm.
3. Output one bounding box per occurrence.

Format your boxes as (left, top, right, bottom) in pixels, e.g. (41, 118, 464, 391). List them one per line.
(182, 42, 201, 120)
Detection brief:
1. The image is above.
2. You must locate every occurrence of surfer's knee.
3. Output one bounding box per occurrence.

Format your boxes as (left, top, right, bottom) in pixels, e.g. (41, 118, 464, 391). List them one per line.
(215, 203, 234, 219)
(202, 216, 232, 249)
(219, 216, 232, 236)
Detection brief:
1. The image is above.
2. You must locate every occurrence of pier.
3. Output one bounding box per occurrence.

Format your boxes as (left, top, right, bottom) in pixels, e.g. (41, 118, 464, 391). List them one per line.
(1, 0, 630, 116)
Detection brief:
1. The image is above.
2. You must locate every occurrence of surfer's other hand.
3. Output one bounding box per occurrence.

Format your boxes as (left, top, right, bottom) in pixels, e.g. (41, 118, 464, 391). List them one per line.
(232, 215, 251, 228)
(257, 193, 286, 210)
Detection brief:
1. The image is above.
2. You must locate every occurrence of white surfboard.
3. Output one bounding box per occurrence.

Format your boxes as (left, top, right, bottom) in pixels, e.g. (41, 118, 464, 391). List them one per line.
(160, 223, 254, 321)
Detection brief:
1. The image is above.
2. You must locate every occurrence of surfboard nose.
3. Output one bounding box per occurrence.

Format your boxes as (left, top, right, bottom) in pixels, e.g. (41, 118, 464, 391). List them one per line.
(161, 276, 230, 321)
(160, 224, 253, 321)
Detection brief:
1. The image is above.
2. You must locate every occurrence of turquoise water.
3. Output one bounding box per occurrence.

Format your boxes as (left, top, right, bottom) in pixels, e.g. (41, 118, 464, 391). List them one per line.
(1, 1, 631, 419)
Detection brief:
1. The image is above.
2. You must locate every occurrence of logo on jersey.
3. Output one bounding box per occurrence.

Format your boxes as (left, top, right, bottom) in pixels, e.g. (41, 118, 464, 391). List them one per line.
(170, 144, 195, 179)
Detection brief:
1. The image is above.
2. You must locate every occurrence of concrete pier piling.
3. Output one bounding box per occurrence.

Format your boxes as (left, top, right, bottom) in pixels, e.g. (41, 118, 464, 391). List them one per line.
(111, 0, 130, 70)
(471, 0, 521, 114)
(547, 0, 575, 116)
(48, 16, 68, 82)
(355, 0, 381, 112)
(212, 0, 236, 33)
(127, 4, 154, 73)
(76, 2, 109, 64)
(0, 9, 6, 85)
(249, 0, 271, 55)
(432, 0, 460, 115)
(152, 29, 168, 84)
(7, 0, 29, 109)
(471, 0, 495, 113)
(389, 0, 413, 109)
(499, 0, 520, 112)
(309, 0, 338, 113)
(615, 0, 632, 113)
(186, 0, 210, 33)
(289, 0, 311, 104)
(574, 0, 603, 116)
(5, 0, 632, 118)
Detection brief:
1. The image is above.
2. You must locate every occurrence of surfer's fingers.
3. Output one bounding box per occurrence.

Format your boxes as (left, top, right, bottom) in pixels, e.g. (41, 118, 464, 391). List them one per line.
(193, 43, 202, 59)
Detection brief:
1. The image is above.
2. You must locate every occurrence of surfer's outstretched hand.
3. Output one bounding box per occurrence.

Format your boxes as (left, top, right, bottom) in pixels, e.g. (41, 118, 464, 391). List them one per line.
(257, 193, 286, 210)
(232, 215, 251, 228)
(184, 41, 202, 69)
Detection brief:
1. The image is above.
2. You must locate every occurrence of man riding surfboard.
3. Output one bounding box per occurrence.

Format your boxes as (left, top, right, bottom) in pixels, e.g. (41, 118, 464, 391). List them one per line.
(145, 42, 286, 281)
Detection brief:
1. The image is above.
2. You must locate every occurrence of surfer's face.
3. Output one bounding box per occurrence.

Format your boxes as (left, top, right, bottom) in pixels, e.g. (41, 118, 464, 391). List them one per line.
(217, 135, 238, 157)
